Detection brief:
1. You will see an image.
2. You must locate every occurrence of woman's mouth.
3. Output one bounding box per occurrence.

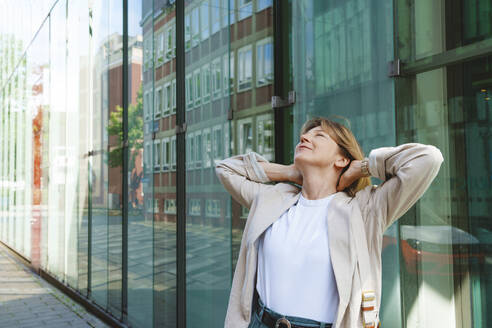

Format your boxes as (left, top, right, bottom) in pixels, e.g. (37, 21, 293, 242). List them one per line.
(298, 145, 311, 151)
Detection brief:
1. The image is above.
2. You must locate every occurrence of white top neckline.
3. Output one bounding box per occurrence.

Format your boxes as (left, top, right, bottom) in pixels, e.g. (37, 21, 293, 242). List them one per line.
(298, 192, 336, 207)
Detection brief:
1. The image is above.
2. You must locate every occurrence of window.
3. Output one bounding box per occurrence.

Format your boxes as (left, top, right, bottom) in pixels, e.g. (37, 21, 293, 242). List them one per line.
(211, 0, 221, 34)
(195, 132, 202, 168)
(238, 0, 252, 20)
(147, 92, 153, 120)
(201, 1, 210, 41)
(223, 122, 230, 157)
(144, 91, 149, 120)
(238, 45, 252, 91)
(238, 118, 253, 154)
(205, 199, 221, 218)
(193, 68, 201, 106)
(144, 37, 152, 70)
(157, 32, 164, 63)
(146, 198, 153, 214)
(164, 199, 177, 214)
(191, 7, 200, 47)
(162, 138, 170, 171)
(256, 38, 273, 87)
(257, 114, 274, 160)
(145, 142, 151, 172)
(213, 124, 223, 160)
(189, 199, 201, 216)
(187, 132, 194, 169)
(220, 0, 230, 29)
(212, 58, 221, 98)
(171, 136, 176, 170)
(185, 13, 191, 51)
(155, 87, 162, 118)
(203, 128, 212, 168)
(241, 206, 250, 218)
(223, 52, 234, 96)
(256, 0, 272, 12)
(202, 64, 211, 103)
(186, 74, 193, 108)
(163, 82, 171, 116)
(230, 121, 235, 155)
(154, 140, 161, 170)
(171, 79, 176, 113)
(165, 26, 175, 61)
(229, 0, 236, 24)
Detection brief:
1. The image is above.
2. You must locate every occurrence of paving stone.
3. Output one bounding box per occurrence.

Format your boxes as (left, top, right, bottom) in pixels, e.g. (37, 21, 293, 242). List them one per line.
(0, 245, 109, 328)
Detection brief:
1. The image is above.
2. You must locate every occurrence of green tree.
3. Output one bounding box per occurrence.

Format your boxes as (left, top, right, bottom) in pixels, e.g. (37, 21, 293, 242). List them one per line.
(108, 85, 144, 170)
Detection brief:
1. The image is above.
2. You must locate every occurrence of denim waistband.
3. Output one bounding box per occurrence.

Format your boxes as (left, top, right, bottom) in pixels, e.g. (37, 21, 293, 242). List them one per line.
(254, 295, 332, 328)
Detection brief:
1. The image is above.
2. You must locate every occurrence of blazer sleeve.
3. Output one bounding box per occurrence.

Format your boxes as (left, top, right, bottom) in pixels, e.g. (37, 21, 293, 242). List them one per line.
(215, 152, 274, 209)
(356, 143, 444, 232)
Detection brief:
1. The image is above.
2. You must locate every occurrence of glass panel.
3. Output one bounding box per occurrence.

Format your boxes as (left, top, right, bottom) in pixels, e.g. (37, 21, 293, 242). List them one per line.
(152, 1, 177, 327)
(126, 0, 154, 326)
(45, 0, 67, 281)
(89, 0, 110, 310)
(397, 0, 492, 62)
(72, 0, 90, 295)
(290, 1, 401, 326)
(106, 0, 124, 316)
(26, 23, 49, 268)
(65, 0, 89, 291)
(185, 0, 231, 326)
(185, 0, 274, 326)
(396, 58, 492, 328)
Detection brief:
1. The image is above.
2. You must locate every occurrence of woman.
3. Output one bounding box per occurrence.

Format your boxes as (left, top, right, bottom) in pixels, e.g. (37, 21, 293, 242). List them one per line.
(215, 117, 443, 328)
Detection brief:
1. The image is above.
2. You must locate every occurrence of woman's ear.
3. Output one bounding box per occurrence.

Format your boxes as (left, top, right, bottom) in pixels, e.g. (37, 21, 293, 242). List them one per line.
(334, 157, 350, 169)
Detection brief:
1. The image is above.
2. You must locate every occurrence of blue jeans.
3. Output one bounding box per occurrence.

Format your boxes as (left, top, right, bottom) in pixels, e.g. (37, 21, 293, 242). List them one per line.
(248, 294, 333, 328)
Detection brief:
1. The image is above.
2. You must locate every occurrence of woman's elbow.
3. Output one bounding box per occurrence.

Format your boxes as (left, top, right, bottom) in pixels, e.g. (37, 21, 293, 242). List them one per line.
(426, 145, 444, 169)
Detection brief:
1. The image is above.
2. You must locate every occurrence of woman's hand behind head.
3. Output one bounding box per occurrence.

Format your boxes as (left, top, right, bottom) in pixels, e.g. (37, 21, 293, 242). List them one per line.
(337, 160, 365, 192)
(288, 164, 303, 185)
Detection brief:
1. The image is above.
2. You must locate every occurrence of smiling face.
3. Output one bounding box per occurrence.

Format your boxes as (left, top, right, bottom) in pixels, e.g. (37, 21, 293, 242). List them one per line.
(294, 126, 348, 171)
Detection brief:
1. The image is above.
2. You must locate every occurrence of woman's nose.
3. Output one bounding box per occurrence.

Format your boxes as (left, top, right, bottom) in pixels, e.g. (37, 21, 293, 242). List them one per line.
(300, 133, 310, 143)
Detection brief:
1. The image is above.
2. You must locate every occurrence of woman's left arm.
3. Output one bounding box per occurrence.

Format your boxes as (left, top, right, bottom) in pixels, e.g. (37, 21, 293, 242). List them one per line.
(352, 143, 444, 232)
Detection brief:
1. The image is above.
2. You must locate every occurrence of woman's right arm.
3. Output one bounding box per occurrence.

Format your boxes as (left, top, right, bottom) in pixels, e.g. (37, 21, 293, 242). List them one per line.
(215, 152, 299, 209)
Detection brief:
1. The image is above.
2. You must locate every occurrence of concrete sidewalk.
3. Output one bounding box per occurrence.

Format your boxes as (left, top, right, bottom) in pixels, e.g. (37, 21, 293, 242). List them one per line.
(0, 244, 108, 328)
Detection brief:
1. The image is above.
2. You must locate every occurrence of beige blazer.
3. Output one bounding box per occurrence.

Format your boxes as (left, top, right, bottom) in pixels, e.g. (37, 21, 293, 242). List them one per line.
(215, 143, 444, 328)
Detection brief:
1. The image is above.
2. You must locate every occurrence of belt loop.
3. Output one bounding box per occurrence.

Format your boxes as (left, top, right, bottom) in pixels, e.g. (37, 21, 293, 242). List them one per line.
(258, 302, 265, 320)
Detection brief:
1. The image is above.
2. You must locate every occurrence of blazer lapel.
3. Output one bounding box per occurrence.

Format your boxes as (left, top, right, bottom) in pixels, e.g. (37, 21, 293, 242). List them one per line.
(327, 193, 356, 309)
(246, 184, 301, 246)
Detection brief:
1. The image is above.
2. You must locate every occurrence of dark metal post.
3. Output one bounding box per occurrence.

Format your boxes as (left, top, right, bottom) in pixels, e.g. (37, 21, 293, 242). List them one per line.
(273, 0, 293, 164)
(121, 0, 129, 322)
(176, 0, 186, 327)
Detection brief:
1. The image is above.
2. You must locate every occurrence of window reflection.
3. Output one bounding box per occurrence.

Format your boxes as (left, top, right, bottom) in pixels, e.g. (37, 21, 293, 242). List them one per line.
(183, 0, 274, 326)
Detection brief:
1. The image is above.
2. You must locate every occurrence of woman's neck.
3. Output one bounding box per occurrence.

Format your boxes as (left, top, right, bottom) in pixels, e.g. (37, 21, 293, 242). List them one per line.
(300, 167, 340, 200)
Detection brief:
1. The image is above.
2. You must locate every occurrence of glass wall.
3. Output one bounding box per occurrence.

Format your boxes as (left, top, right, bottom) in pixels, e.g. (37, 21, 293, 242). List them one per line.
(396, 1, 492, 327)
(0, 0, 490, 327)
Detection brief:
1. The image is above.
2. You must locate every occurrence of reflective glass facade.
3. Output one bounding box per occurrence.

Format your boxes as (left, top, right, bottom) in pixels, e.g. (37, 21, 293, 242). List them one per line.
(0, 0, 490, 327)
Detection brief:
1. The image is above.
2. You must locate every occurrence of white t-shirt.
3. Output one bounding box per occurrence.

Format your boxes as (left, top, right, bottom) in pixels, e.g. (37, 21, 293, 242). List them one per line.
(256, 192, 339, 323)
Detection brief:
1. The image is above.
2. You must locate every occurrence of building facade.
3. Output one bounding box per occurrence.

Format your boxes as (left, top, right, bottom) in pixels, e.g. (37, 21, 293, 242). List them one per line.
(0, 0, 491, 327)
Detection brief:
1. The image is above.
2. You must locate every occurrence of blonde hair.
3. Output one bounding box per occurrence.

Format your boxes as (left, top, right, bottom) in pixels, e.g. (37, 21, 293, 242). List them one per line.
(299, 116, 371, 197)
